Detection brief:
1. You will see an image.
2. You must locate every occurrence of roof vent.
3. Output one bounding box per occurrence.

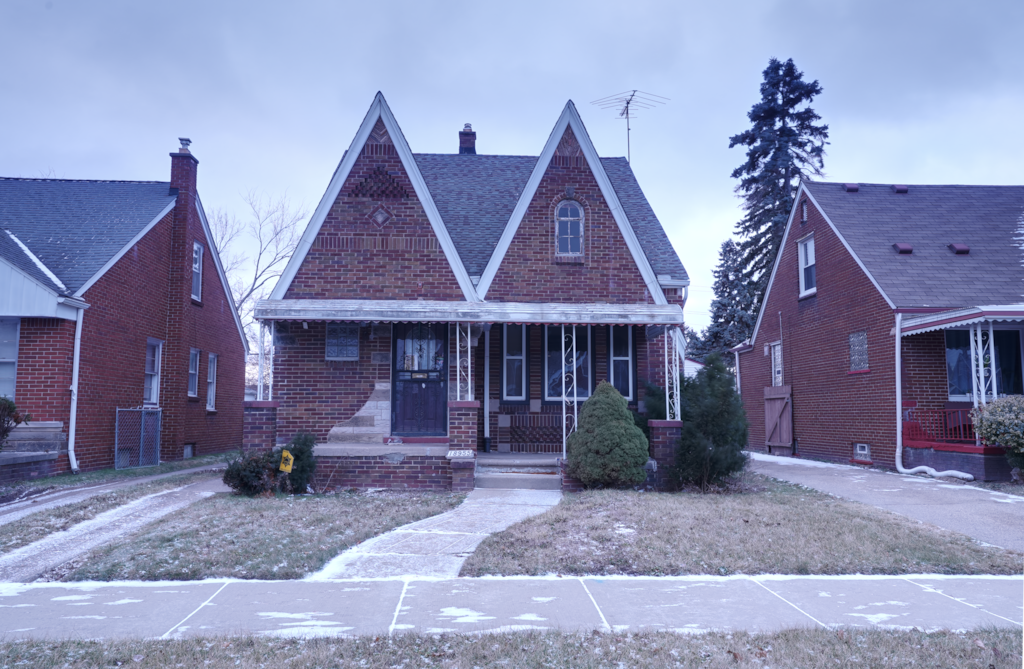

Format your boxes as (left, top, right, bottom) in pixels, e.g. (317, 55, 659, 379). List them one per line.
(948, 243, 970, 255)
(891, 184, 909, 194)
(178, 137, 191, 152)
(893, 243, 913, 254)
(844, 183, 859, 192)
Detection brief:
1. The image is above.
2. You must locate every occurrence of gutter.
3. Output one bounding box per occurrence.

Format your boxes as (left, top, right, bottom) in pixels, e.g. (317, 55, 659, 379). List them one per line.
(894, 312, 973, 481)
(67, 307, 85, 473)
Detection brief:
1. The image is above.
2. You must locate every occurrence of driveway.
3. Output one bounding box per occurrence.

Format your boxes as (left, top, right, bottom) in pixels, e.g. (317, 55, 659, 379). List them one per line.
(748, 452, 1024, 553)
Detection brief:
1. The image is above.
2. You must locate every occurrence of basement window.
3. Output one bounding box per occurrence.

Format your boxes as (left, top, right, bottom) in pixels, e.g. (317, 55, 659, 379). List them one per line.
(326, 323, 360, 361)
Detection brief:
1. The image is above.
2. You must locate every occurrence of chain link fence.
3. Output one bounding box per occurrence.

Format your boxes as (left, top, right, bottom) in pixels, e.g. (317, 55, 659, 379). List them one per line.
(115, 407, 162, 469)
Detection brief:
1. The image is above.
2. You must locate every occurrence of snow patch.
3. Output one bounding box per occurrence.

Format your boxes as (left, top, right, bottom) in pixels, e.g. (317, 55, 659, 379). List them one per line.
(4, 229, 66, 291)
(437, 607, 496, 624)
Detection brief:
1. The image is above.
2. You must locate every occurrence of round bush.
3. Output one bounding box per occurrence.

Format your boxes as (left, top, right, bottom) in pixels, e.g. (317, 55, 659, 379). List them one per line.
(971, 396, 1024, 471)
(566, 381, 650, 488)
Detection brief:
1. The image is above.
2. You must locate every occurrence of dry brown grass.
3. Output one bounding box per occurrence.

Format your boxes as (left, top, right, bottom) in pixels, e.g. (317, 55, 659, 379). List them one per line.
(63, 489, 463, 581)
(0, 471, 217, 555)
(0, 628, 1018, 668)
(461, 473, 1023, 576)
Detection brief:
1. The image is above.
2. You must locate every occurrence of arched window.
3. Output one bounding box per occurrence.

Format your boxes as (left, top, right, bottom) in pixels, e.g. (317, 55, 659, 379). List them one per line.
(555, 201, 583, 255)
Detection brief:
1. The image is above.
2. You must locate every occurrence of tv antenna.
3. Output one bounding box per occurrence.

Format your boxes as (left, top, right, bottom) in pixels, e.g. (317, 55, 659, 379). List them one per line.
(591, 90, 668, 163)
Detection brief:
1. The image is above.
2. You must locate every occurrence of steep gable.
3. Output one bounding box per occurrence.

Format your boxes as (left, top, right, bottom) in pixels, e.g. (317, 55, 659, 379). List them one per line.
(272, 94, 477, 302)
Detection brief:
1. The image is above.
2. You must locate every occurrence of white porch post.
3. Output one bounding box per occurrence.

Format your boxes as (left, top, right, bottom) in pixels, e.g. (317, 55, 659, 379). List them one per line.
(269, 320, 275, 401)
(456, 322, 472, 401)
(670, 327, 681, 421)
(988, 321, 998, 400)
(256, 321, 265, 401)
(970, 324, 980, 407)
(560, 325, 578, 460)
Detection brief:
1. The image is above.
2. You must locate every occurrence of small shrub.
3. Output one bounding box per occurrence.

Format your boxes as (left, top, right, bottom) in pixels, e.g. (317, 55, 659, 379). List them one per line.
(972, 396, 1024, 473)
(0, 398, 31, 451)
(672, 353, 748, 491)
(567, 381, 650, 488)
(223, 450, 279, 496)
(278, 432, 317, 493)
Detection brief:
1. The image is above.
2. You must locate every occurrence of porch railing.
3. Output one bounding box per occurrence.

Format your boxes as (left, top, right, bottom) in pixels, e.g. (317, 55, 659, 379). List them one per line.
(902, 408, 975, 444)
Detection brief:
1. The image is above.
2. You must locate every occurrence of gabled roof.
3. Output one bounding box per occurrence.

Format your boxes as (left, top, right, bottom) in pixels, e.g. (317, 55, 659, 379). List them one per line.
(0, 228, 65, 293)
(804, 182, 1024, 308)
(0, 178, 177, 295)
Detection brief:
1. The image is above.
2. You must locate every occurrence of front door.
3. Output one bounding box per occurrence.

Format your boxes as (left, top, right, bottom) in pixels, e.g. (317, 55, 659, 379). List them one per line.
(393, 323, 447, 435)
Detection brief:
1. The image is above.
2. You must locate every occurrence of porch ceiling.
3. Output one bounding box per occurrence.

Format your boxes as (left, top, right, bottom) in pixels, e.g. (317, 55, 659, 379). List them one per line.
(901, 304, 1024, 336)
(254, 298, 684, 326)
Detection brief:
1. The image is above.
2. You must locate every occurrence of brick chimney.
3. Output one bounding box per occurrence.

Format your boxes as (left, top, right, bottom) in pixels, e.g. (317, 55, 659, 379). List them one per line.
(169, 137, 198, 196)
(459, 124, 476, 155)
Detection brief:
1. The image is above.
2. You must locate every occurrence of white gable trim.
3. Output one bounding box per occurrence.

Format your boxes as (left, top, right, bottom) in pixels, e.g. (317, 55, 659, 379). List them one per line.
(5, 230, 65, 291)
(74, 199, 176, 298)
(476, 101, 667, 305)
(270, 93, 479, 302)
(748, 183, 895, 346)
(195, 194, 251, 354)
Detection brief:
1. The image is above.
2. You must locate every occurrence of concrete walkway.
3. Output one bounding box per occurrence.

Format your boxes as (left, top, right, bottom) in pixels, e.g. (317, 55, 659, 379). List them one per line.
(0, 574, 1018, 639)
(310, 489, 562, 579)
(749, 452, 1024, 553)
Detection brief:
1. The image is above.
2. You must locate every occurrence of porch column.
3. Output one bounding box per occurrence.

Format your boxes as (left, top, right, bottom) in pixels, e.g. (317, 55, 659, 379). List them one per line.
(561, 324, 579, 459)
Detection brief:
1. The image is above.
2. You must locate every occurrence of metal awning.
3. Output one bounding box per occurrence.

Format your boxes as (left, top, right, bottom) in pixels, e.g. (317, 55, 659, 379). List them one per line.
(901, 305, 1024, 336)
(254, 298, 684, 326)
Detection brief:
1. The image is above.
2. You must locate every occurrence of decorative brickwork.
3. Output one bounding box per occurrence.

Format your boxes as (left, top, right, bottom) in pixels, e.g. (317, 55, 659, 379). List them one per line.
(648, 419, 681, 490)
(243, 401, 278, 452)
(314, 454, 451, 490)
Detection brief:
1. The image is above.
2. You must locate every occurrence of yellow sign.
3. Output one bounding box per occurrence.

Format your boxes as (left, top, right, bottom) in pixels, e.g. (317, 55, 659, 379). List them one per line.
(279, 449, 294, 473)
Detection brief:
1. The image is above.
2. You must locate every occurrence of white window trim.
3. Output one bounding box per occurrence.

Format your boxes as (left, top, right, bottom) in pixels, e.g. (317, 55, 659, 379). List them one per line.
(0, 318, 20, 401)
(191, 241, 203, 301)
(544, 324, 592, 400)
(502, 324, 527, 401)
(144, 338, 163, 406)
(554, 199, 584, 256)
(798, 233, 816, 297)
(187, 348, 200, 397)
(610, 325, 634, 401)
(206, 353, 217, 411)
(325, 322, 360, 361)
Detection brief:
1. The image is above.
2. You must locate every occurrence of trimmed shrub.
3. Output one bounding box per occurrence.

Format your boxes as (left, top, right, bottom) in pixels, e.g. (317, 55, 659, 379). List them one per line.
(672, 353, 748, 491)
(971, 396, 1024, 472)
(279, 432, 317, 494)
(567, 381, 650, 488)
(0, 398, 30, 452)
(223, 449, 279, 496)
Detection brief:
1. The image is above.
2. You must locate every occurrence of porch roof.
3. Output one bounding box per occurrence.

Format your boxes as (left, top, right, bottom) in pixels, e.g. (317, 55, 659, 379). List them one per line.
(254, 298, 684, 326)
(900, 304, 1024, 336)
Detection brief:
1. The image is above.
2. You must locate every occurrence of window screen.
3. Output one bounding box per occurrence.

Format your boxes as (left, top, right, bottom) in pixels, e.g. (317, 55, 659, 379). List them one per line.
(545, 325, 590, 399)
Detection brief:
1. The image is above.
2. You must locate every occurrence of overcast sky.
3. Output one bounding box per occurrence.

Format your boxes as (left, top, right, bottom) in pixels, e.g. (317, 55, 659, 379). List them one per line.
(3, 0, 1022, 330)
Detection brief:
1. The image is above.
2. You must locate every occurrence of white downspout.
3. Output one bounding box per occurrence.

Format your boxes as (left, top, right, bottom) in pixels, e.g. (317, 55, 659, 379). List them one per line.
(894, 312, 973, 481)
(67, 309, 84, 473)
(733, 350, 742, 394)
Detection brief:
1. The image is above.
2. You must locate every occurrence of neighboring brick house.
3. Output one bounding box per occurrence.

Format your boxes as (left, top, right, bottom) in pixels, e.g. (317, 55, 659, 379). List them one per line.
(251, 93, 689, 491)
(734, 181, 1024, 481)
(0, 140, 248, 481)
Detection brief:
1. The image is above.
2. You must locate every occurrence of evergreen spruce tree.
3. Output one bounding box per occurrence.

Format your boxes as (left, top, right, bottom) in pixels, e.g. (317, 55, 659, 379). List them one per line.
(731, 58, 829, 304)
(702, 240, 757, 359)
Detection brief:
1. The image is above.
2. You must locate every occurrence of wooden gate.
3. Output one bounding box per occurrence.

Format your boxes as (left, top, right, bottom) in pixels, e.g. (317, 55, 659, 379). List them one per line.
(764, 385, 793, 452)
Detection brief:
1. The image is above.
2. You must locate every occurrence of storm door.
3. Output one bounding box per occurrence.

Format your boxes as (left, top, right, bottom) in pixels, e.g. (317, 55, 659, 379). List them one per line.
(392, 323, 448, 435)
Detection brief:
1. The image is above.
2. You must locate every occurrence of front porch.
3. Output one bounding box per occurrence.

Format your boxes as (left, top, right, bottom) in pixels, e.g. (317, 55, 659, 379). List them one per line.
(247, 298, 686, 491)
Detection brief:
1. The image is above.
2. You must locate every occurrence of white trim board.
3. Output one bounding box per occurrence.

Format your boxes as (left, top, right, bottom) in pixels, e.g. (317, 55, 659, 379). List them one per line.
(475, 101, 667, 305)
(195, 194, 250, 354)
(269, 92, 479, 303)
(747, 183, 896, 346)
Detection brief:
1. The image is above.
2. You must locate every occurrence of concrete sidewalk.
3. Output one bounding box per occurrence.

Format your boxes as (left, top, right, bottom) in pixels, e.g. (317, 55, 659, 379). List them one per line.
(749, 452, 1024, 553)
(0, 575, 1018, 639)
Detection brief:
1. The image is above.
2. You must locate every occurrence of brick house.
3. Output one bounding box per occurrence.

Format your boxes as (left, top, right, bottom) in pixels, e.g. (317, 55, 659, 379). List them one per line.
(250, 93, 689, 491)
(0, 140, 248, 481)
(734, 181, 1024, 481)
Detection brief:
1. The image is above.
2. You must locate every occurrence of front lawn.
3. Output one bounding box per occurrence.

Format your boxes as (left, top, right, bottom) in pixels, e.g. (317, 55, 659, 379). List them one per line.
(461, 473, 1023, 576)
(0, 628, 1018, 669)
(62, 489, 463, 581)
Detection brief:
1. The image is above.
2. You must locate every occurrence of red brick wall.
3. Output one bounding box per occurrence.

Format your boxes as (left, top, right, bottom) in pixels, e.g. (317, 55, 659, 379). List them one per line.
(243, 401, 278, 452)
(314, 455, 451, 490)
(901, 331, 948, 413)
(737, 194, 898, 468)
(649, 419, 681, 490)
(284, 129, 464, 301)
(486, 127, 650, 304)
(274, 322, 391, 443)
(448, 401, 479, 450)
(14, 318, 74, 423)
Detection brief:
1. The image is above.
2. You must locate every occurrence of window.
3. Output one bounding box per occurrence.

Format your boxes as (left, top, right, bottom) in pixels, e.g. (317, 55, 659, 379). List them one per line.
(801, 200, 808, 223)
(503, 324, 527, 401)
(187, 348, 200, 397)
(770, 342, 783, 387)
(191, 241, 203, 301)
(544, 325, 591, 400)
(555, 201, 583, 255)
(946, 329, 1023, 400)
(143, 339, 162, 405)
(798, 235, 816, 296)
(325, 323, 360, 361)
(849, 331, 868, 372)
(206, 354, 218, 410)
(0, 318, 19, 400)
(610, 325, 634, 400)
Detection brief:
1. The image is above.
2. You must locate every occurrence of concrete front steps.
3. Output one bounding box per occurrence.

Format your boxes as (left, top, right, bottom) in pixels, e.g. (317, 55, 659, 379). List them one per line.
(474, 453, 561, 490)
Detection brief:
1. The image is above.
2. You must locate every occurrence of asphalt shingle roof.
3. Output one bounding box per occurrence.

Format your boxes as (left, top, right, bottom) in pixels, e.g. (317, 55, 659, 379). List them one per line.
(805, 181, 1024, 308)
(0, 178, 178, 294)
(0, 228, 64, 292)
(413, 153, 687, 281)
